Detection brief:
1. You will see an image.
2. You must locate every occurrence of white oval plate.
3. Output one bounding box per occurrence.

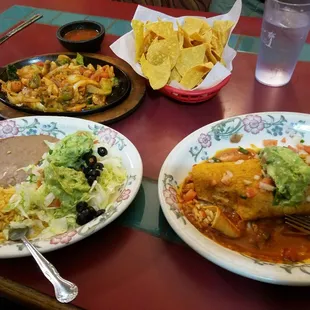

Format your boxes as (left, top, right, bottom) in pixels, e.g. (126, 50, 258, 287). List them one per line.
(0, 116, 143, 258)
(159, 112, 310, 286)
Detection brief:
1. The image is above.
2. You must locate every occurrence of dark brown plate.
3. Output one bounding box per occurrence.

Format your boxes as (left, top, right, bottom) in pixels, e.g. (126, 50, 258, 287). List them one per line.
(0, 53, 131, 116)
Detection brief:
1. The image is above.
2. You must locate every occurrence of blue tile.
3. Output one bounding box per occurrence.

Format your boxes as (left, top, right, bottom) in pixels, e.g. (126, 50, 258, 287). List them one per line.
(0, 18, 19, 34)
(1, 5, 35, 20)
(228, 34, 239, 49)
(299, 43, 310, 62)
(107, 20, 132, 36)
(51, 12, 89, 26)
(85, 16, 115, 29)
(31, 8, 62, 24)
(238, 35, 260, 54)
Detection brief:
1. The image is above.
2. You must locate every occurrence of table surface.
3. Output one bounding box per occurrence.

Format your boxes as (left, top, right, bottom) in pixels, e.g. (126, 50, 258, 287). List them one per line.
(1, 0, 310, 309)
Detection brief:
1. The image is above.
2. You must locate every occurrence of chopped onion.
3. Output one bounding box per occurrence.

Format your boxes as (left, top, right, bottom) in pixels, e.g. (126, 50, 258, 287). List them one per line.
(243, 180, 252, 185)
(221, 170, 233, 185)
(254, 175, 260, 180)
(259, 182, 275, 191)
(44, 193, 55, 207)
(235, 160, 244, 165)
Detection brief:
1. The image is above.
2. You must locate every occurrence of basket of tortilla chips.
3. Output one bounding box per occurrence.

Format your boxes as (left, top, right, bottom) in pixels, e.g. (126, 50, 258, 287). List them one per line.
(110, 1, 241, 103)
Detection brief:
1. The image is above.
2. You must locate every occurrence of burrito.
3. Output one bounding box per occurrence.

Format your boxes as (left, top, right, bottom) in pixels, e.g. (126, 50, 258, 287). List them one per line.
(178, 145, 310, 263)
(192, 150, 310, 221)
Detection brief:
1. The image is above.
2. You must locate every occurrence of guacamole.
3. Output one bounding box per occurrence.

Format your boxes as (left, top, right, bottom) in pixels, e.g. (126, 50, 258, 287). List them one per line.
(260, 146, 310, 206)
(47, 131, 94, 169)
(44, 164, 90, 216)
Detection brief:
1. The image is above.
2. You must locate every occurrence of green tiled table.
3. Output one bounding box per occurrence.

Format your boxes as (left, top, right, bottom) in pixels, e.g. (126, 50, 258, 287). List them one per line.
(1, 1, 310, 310)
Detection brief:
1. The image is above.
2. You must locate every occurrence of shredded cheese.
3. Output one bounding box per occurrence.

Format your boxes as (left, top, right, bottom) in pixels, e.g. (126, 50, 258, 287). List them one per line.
(0, 187, 15, 211)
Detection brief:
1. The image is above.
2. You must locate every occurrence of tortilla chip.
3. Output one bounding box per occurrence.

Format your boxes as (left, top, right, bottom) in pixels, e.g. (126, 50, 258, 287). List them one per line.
(143, 30, 157, 53)
(180, 62, 214, 89)
(169, 67, 182, 83)
(202, 28, 213, 44)
(183, 17, 205, 36)
(132, 20, 145, 62)
(177, 31, 184, 49)
(200, 21, 211, 35)
(190, 32, 205, 43)
(145, 21, 174, 39)
(177, 22, 192, 48)
(205, 44, 218, 65)
(146, 34, 180, 68)
(212, 20, 234, 47)
(175, 44, 207, 76)
(140, 54, 171, 90)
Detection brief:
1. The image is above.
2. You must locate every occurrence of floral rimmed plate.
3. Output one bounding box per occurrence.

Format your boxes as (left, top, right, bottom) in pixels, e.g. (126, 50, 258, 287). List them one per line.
(0, 116, 143, 258)
(158, 112, 310, 286)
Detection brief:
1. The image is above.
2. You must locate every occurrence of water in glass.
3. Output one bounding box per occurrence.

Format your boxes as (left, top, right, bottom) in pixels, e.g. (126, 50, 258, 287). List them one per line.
(255, 7, 310, 86)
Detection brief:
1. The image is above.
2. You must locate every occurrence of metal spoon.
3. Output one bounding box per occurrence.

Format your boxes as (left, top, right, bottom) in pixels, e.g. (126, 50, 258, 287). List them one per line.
(9, 227, 78, 303)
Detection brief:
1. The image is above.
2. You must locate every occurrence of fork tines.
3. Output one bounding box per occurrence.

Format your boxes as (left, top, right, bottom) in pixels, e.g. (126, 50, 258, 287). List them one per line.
(285, 215, 310, 235)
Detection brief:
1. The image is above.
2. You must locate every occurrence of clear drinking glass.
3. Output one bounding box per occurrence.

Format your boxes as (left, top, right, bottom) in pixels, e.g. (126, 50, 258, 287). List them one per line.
(255, 0, 310, 87)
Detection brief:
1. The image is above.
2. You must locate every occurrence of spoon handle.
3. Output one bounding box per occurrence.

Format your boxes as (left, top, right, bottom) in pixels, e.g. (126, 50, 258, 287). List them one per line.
(21, 237, 78, 303)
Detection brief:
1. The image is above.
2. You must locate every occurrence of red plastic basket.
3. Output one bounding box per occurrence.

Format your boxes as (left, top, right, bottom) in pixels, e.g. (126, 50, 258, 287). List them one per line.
(159, 75, 231, 104)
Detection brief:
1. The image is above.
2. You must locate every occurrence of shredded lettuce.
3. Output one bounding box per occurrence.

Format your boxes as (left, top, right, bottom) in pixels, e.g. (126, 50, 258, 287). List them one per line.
(40, 217, 68, 238)
(88, 156, 126, 209)
(76, 53, 84, 66)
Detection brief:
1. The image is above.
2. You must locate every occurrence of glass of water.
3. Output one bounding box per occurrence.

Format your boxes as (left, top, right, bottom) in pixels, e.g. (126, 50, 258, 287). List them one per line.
(255, 0, 310, 87)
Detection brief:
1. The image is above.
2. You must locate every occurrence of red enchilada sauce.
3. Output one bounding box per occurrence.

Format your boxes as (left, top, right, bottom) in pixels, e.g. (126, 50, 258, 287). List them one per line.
(64, 29, 99, 41)
(179, 147, 310, 263)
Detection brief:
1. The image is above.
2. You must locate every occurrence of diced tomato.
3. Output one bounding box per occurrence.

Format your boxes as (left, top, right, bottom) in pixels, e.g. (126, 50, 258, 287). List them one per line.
(261, 177, 274, 186)
(36, 61, 44, 66)
(50, 199, 61, 208)
(303, 145, 310, 154)
(90, 73, 100, 82)
(246, 187, 258, 198)
(101, 72, 109, 79)
(296, 144, 304, 151)
(183, 189, 197, 202)
(263, 139, 278, 147)
(281, 137, 286, 143)
(79, 67, 86, 74)
(288, 145, 297, 153)
(199, 210, 206, 218)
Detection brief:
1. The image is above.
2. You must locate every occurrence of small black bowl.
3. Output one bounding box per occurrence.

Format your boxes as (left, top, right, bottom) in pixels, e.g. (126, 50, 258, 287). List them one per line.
(57, 20, 105, 53)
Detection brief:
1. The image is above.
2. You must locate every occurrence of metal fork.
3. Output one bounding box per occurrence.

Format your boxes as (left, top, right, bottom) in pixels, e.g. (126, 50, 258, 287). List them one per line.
(285, 215, 310, 234)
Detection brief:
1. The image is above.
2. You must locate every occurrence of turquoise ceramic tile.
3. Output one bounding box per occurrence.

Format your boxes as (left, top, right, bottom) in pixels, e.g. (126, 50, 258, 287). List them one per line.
(0, 18, 19, 34)
(107, 20, 132, 36)
(1, 5, 35, 20)
(51, 12, 89, 26)
(299, 44, 310, 62)
(31, 8, 62, 24)
(116, 178, 182, 243)
(228, 34, 239, 49)
(85, 16, 115, 30)
(238, 35, 261, 54)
